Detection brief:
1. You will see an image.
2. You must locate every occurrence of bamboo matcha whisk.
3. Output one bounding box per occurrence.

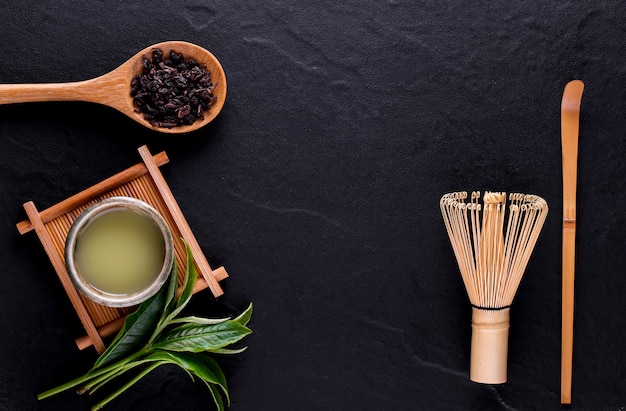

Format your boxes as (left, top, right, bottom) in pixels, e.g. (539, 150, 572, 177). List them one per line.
(440, 191, 548, 384)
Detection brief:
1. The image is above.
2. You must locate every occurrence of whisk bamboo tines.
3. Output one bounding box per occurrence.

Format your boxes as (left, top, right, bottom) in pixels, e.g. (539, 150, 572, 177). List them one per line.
(440, 191, 548, 384)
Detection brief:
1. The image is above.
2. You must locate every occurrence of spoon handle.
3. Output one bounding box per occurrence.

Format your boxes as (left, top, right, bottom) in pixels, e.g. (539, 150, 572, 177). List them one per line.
(0, 73, 128, 109)
(0, 81, 98, 104)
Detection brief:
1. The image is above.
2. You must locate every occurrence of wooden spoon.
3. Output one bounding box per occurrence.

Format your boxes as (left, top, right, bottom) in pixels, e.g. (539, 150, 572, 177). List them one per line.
(560, 79, 584, 405)
(0, 41, 226, 133)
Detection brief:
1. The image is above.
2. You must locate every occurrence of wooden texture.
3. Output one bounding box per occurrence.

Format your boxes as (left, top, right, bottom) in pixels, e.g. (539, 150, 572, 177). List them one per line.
(138, 146, 224, 297)
(23, 201, 107, 353)
(440, 192, 549, 309)
(0, 41, 226, 134)
(470, 307, 510, 384)
(17, 145, 228, 353)
(560, 79, 584, 405)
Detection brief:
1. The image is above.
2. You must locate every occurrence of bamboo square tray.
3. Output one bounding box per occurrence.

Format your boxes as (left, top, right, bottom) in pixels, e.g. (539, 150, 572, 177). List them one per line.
(16, 145, 228, 354)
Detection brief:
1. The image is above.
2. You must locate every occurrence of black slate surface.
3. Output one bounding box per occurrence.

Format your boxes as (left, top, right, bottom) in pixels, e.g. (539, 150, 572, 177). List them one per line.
(1, 1, 625, 410)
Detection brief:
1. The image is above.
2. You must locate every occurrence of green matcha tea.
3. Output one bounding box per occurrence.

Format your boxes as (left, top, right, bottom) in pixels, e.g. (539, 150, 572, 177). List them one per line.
(74, 209, 166, 295)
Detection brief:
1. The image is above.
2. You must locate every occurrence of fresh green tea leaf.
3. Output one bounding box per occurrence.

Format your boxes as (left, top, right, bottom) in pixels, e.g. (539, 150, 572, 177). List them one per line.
(204, 379, 225, 411)
(138, 350, 195, 381)
(176, 242, 198, 310)
(160, 258, 180, 323)
(168, 316, 231, 326)
(93, 269, 171, 369)
(153, 320, 251, 353)
(130, 350, 229, 410)
(156, 242, 198, 331)
(158, 351, 228, 393)
(192, 353, 230, 405)
(233, 303, 253, 326)
(208, 346, 248, 355)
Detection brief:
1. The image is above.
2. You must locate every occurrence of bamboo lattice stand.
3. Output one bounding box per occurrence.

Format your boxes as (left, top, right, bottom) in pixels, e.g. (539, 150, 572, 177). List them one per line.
(16, 145, 228, 354)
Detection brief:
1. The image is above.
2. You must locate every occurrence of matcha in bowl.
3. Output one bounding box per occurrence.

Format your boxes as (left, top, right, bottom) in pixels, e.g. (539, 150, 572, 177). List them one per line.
(65, 196, 174, 308)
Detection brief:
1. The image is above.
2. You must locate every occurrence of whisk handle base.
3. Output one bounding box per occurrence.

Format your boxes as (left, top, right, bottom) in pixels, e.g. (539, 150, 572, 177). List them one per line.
(470, 307, 510, 384)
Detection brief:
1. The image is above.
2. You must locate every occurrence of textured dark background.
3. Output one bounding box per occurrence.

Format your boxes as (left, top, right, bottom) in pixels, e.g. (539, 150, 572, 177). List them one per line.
(0, 1, 625, 410)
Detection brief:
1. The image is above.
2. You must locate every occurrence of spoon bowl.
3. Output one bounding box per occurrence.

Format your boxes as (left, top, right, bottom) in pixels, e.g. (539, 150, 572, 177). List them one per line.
(0, 41, 226, 133)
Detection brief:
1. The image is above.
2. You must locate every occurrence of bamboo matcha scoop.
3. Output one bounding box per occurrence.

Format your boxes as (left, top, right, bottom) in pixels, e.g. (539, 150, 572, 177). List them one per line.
(560, 79, 584, 404)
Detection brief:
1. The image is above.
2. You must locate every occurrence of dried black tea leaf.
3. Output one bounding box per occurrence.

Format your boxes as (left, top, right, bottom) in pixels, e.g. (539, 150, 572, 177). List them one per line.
(130, 48, 217, 128)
